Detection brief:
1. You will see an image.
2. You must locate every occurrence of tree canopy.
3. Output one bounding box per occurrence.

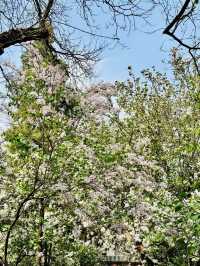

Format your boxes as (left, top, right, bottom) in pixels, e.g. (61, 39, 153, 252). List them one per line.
(0, 3, 200, 266)
(0, 42, 200, 265)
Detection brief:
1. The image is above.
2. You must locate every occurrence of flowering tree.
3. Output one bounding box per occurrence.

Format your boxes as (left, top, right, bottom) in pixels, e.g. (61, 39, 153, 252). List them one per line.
(0, 43, 89, 265)
(109, 55, 200, 265)
(81, 53, 200, 264)
(1, 45, 200, 266)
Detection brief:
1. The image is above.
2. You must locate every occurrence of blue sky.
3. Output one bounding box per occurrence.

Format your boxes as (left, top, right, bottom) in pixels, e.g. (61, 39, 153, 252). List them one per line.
(93, 29, 170, 82)
(0, 5, 173, 84)
(0, 9, 174, 130)
(0, 29, 171, 83)
(0, 27, 171, 131)
(90, 7, 173, 82)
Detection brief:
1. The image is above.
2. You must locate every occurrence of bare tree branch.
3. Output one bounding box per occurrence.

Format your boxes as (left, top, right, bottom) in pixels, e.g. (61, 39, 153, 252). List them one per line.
(0, 0, 154, 73)
(33, 0, 42, 19)
(4, 188, 38, 266)
(163, 0, 200, 72)
(0, 26, 49, 55)
(43, 0, 55, 20)
(4, 167, 42, 266)
(0, 65, 12, 88)
(163, 0, 191, 35)
(189, 49, 200, 75)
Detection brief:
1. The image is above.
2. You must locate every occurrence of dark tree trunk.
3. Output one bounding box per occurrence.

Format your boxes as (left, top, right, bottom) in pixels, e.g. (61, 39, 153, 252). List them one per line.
(0, 26, 49, 55)
(37, 198, 51, 266)
(38, 198, 45, 266)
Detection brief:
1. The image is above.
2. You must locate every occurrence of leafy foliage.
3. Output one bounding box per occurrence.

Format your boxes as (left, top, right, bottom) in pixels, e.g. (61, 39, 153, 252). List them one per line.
(1, 46, 200, 266)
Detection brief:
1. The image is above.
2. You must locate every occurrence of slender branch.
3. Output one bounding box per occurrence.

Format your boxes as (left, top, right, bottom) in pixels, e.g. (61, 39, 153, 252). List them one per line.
(4, 169, 42, 266)
(163, 0, 191, 35)
(37, 198, 45, 266)
(15, 250, 26, 266)
(4, 190, 36, 265)
(43, 0, 55, 20)
(162, 0, 199, 50)
(0, 65, 12, 88)
(189, 49, 200, 75)
(163, 0, 200, 73)
(33, 0, 42, 19)
(165, 31, 194, 50)
(53, 20, 120, 40)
